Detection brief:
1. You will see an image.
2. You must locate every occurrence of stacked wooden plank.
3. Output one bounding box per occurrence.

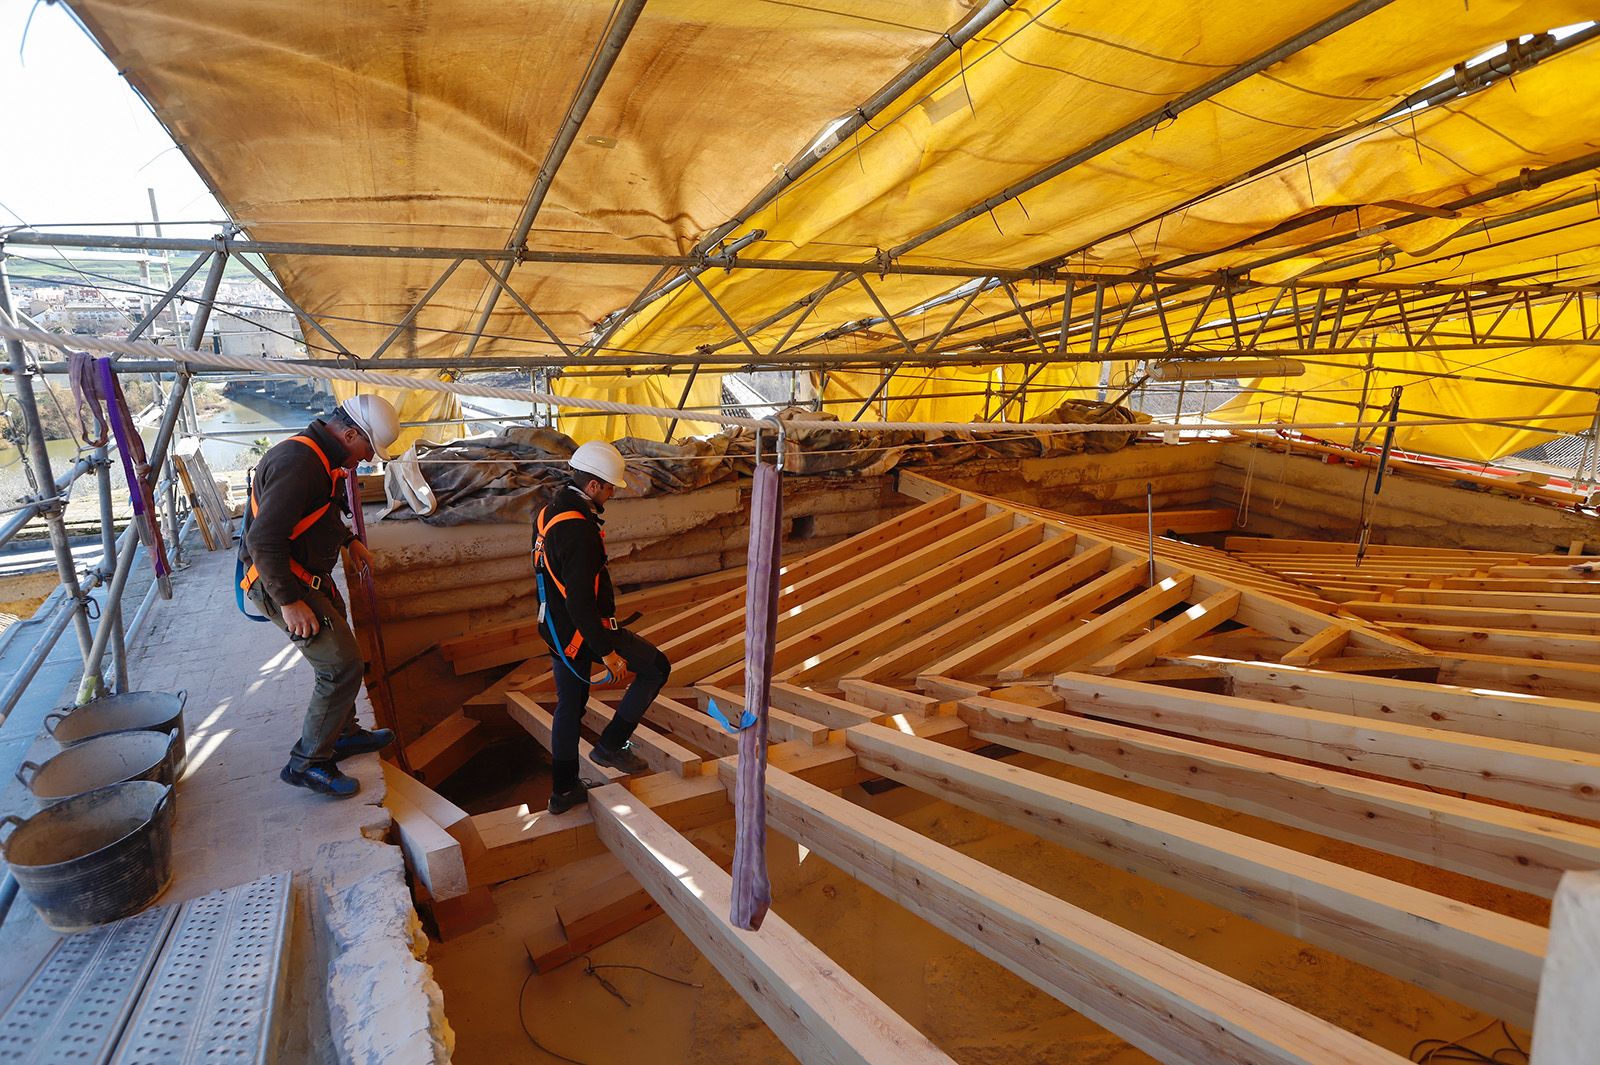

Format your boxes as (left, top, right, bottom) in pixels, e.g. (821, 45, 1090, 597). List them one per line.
(173, 442, 234, 551)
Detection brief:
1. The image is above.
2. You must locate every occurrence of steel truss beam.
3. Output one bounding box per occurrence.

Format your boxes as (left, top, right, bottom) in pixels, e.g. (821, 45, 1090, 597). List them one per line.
(10, 230, 1592, 298)
(461, 0, 647, 358)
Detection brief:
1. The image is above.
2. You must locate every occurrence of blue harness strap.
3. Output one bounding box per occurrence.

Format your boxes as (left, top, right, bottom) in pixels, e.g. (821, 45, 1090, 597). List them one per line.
(536, 570, 615, 685)
(235, 465, 271, 622)
(235, 556, 272, 622)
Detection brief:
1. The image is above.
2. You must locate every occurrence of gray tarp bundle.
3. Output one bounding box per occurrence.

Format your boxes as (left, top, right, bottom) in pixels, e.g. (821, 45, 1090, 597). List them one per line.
(381, 400, 1145, 526)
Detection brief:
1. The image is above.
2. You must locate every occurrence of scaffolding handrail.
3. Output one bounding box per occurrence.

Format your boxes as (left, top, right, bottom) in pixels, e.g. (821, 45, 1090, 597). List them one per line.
(0, 322, 1595, 440)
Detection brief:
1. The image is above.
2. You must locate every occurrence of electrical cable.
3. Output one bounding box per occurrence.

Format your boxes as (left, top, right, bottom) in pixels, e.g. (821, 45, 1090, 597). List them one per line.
(515, 954, 703, 1065)
(1409, 1018, 1529, 1065)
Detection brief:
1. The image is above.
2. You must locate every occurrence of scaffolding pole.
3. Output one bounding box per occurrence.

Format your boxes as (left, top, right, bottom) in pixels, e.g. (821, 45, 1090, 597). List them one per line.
(0, 256, 97, 670)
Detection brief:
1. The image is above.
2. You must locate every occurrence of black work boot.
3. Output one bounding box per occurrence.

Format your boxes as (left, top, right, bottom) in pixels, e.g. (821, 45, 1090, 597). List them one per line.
(281, 760, 360, 798)
(590, 741, 650, 775)
(547, 779, 590, 815)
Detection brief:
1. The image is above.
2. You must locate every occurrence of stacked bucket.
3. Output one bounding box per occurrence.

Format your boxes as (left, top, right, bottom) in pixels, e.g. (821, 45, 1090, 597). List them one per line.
(0, 691, 187, 931)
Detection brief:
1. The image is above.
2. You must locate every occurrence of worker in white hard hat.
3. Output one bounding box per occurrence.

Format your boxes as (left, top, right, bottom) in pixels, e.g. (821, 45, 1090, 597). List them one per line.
(533, 439, 672, 813)
(238, 395, 402, 798)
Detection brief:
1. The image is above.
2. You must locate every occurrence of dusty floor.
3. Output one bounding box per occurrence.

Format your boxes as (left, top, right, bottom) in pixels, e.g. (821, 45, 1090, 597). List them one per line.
(0, 537, 396, 1061)
(429, 747, 1543, 1064)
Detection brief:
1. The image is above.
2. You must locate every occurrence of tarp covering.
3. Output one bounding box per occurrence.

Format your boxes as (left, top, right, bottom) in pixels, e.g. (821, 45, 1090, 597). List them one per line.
(63, 0, 1599, 461)
(383, 400, 1143, 525)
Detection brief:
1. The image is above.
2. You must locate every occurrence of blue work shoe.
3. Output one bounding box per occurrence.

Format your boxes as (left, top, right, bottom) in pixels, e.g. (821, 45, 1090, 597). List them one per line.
(333, 728, 395, 760)
(281, 761, 361, 798)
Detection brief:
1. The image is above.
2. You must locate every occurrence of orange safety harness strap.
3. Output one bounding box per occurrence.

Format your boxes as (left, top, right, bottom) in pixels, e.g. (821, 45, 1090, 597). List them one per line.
(239, 435, 347, 594)
(533, 504, 615, 667)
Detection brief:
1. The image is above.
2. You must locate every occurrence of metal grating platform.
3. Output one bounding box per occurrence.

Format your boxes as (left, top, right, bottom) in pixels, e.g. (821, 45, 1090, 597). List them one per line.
(0, 906, 178, 1064)
(0, 873, 291, 1065)
(111, 873, 291, 1064)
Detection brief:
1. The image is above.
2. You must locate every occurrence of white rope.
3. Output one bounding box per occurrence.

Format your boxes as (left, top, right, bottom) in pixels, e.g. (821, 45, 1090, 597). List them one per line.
(0, 323, 1588, 440)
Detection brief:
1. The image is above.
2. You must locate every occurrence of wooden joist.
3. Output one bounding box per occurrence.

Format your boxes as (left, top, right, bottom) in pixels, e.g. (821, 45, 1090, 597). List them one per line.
(658, 496, 978, 666)
(1224, 537, 1522, 560)
(758, 520, 1047, 682)
(588, 782, 959, 1065)
(770, 683, 883, 729)
(958, 696, 1600, 899)
(1050, 674, 1600, 821)
(506, 692, 629, 784)
(1392, 588, 1600, 614)
(738, 762, 1407, 1065)
(844, 722, 1545, 1024)
(835, 679, 941, 718)
(793, 530, 1081, 684)
(407, 710, 487, 786)
(1434, 653, 1600, 702)
(1279, 623, 1351, 666)
(693, 685, 828, 746)
(1381, 623, 1600, 661)
(997, 572, 1195, 680)
(1086, 589, 1242, 675)
(524, 854, 667, 973)
(921, 554, 1140, 679)
(643, 696, 741, 757)
(670, 504, 1007, 681)
(583, 698, 703, 777)
(467, 717, 972, 886)
(1217, 661, 1600, 755)
(382, 762, 496, 937)
(1084, 507, 1237, 534)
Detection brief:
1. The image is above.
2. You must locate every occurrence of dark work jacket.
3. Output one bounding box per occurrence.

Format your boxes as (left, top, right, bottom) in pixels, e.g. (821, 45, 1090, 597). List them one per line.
(239, 419, 354, 605)
(535, 484, 618, 660)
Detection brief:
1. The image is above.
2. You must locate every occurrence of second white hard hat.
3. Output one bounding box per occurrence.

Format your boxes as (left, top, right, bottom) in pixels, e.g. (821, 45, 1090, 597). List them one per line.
(340, 394, 401, 460)
(570, 440, 628, 488)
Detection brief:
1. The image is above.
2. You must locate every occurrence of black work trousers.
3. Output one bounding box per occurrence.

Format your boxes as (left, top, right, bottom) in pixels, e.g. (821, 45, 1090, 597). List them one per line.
(550, 627, 670, 788)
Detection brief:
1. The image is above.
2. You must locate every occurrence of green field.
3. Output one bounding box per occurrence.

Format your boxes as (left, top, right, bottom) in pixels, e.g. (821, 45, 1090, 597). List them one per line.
(5, 251, 259, 289)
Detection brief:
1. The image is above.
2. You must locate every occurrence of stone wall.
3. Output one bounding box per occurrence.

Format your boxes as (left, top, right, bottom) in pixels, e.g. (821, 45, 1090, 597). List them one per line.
(359, 474, 912, 665)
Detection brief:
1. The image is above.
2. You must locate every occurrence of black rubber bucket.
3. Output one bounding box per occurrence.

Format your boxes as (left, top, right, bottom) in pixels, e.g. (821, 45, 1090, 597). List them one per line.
(16, 729, 178, 807)
(0, 781, 175, 932)
(43, 690, 188, 774)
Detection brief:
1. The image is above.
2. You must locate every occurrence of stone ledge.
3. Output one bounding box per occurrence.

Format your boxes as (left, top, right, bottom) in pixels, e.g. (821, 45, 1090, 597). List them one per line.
(314, 837, 454, 1065)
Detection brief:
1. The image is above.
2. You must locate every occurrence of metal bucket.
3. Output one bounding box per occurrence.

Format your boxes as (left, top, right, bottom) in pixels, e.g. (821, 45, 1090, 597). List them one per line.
(16, 729, 178, 806)
(0, 781, 175, 932)
(44, 690, 188, 773)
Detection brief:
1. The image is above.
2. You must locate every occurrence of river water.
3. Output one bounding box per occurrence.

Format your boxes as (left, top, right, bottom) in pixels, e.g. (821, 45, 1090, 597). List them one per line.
(0, 390, 311, 507)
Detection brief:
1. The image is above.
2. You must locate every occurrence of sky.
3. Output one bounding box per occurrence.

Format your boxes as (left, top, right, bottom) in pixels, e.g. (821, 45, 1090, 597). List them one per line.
(1, 0, 223, 234)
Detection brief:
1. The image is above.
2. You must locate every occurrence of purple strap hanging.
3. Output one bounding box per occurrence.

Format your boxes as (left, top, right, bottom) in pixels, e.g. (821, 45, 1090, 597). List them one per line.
(730, 460, 783, 931)
(95, 357, 171, 583)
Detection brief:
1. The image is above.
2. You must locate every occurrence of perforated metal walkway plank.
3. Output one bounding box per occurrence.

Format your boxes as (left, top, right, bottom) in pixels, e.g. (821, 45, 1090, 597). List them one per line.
(0, 873, 291, 1065)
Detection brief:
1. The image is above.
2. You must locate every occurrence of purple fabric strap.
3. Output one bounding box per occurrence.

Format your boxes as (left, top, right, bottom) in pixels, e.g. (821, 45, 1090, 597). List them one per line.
(95, 357, 170, 579)
(730, 462, 782, 930)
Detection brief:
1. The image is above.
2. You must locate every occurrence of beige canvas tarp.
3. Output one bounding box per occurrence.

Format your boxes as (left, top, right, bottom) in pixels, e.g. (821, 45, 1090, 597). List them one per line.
(63, 0, 1599, 459)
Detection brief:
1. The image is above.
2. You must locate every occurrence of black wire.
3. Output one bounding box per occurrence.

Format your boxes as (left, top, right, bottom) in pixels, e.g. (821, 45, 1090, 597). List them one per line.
(1409, 1018, 1528, 1065)
(516, 955, 703, 1063)
(517, 969, 593, 1065)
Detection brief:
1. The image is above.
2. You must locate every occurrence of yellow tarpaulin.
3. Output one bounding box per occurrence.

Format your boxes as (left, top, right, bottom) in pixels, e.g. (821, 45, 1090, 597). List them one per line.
(59, 0, 1600, 459)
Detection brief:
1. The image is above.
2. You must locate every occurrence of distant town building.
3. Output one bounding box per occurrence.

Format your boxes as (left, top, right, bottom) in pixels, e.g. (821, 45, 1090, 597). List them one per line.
(209, 310, 302, 358)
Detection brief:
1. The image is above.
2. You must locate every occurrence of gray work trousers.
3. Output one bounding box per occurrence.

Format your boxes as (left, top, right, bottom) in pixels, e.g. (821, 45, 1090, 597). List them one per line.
(248, 580, 365, 772)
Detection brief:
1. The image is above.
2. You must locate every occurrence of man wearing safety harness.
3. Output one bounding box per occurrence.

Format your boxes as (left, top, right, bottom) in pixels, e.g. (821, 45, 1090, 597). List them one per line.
(239, 395, 401, 798)
(535, 440, 671, 814)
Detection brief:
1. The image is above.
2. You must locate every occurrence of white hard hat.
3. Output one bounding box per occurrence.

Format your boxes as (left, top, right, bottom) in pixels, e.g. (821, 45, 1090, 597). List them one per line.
(570, 440, 628, 488)
(340, 394, 401, 460)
